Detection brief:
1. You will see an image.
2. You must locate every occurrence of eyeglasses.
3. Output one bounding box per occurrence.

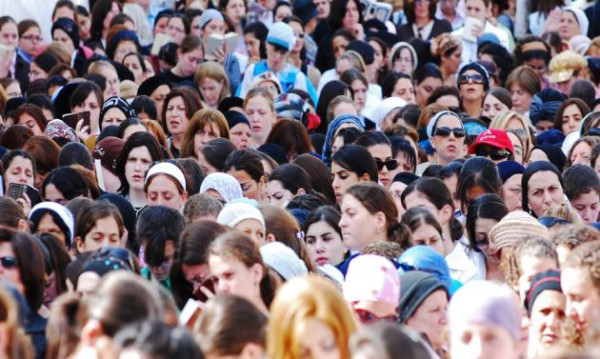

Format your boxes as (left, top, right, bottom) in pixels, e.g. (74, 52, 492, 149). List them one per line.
(375, 158, 398, 171)
(475, 149, 511, 161)
(22, 34, 42, 42)
(538, 217, 571, 228)
(0, 256, 18, 270)
(459, 74, 484, 85)
(353, 308, 397, 324)
(510, 128, 529, 140)
(434, 126, 466, 138)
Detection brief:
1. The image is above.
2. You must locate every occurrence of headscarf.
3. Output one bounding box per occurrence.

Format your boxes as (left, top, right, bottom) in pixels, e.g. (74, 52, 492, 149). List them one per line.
(529, 92, 564, 127)
(28, 202, 75, 248)
(322, 114, 365, 166)
(398, 272, 447, 324)
(522, 160, 564, 215)
(199, 173, 244, 203)
(52, 17, 80, 50)
(344, 254, 400, 307)
(564, 6, 589, 37)
(260, 242, 308, 281)
(44, 119, 78, 143)
(398, 246, 457, 295)
(369, 97, 406, 131)
(426, 110, 463, 138)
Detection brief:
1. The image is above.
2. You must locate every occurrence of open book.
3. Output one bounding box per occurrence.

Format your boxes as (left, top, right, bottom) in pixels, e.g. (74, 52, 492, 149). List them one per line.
(205, 32, 240, 55)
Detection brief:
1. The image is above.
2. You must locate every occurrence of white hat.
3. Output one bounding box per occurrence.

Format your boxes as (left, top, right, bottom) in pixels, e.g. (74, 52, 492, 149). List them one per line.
(29, 202, 75, 245)
(266, 22, 296, 52)
(145, 162, 186, 190)
(217, 201, 265, 229)
(200, 173, 243, 203)
(260, 242, 308, 280)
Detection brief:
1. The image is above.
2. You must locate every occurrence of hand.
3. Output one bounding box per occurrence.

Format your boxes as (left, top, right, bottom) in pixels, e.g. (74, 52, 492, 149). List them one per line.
(16, 192, 31, 216)
(205, 44, 227, 65)
(544, 8, 562, 33)
(75, 119, 90, 143)
(471, 22, 484, 39)
(351, 23, 365, 41)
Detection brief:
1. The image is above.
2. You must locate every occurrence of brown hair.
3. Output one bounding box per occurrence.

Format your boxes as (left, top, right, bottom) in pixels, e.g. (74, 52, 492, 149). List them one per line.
(42, 42, 71, 65)
(551, 224, 600, 250)
(293, 154, 336, 205)
(244, 87, 274, 112)
(71, 164, 101, 199)
(501, 235, 558, 287)
(22, 135, 60, 178)
(74, 201, 125, 251)
(45, 292, 88, 359)
(181, 109, 230, 158)
(0, 286, 34, 359)
(0, 198, 25, 229)
(554, 98, 590, 132)
(141, 119, 169, 150)
(12, 104, 47, 132)
(194, 61, 231, 102)
(416, 103, 446, 133)
(161, 87, 203, 136)
(266, 120, 313, 160)
(563, 240, 600, 293)
(326, 95, 356, 123)
(506, 65, 542, 96)
(565, 136, 600, 169)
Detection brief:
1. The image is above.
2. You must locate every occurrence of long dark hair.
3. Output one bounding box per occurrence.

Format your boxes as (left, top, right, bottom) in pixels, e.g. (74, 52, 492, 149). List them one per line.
(90, 0, 122, 42)
(456, 157, 503, 214)
(328, 0, 364, 30)
(331, 145, 378, 183)
(115, 132, 165, 194)
(465, 193, 508, 251)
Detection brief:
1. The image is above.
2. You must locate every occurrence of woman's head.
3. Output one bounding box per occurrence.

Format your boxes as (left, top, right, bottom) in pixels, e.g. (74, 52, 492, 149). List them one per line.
(506, 65, 541, 115)
(381, 72, 416, 104)
(243, 87, 276, 146)
(195, 138, 237, 174)
(328, 0, 363, 32)
(330, 145, 378, 204)
(144, 161, 189, 211)
(2, 150, 35, 190)
(426, 110, 465, 165)
(99, 96, 137, 130)
(161, 86, 203, 138)
(266, 164, 312, 207)
(29, 201, 74, 249)
(489, 110, 533, 162)
(194, 62, 230, 108)
(181, 109, 230, 158)
(17, 19, 41, 57)
(303, 206, 345, 266)
(12, 104, 46, 136)
(559, 7, 588, 41)
(554, 98, 590, 135)
(224, 149, 266, 201)
(74, 200, 125, 253)
(482, 88, 512, 122)
(466, 193, 509, 260)
(389, 42, 418, 75)
(562, 164, 600, 224)
(414, 63, 444, 107)
(522, 161, 564, 218)
(115, 132, 164, 195)
(402, 206, 445, 255)
(265, 119, 313, 161)
(456, 156, 503, 214)
(243, 22, 268, 60)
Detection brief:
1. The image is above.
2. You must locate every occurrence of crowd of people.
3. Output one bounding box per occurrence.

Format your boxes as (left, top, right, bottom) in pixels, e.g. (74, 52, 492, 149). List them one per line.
(0, 0, 600, 358)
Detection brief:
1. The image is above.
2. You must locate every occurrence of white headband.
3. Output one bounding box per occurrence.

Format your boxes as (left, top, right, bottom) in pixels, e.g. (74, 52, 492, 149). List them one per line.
(145, 162, 186, 190)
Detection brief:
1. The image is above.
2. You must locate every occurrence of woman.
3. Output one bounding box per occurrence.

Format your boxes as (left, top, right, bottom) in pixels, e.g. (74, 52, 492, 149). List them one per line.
(224, 149, 266, 201)
(17, 19, 42, 64)
(303, 206, 347, 268)
(402, 206, 445, 255)
(522, 161, 565, 218)
(268, 275, 357, 359)
(41, 167, 89, 205)
(2, 150, 35, 194)
(413, 63, 444, 108)
(456, 157, 503, 215)
(482, 88, 512, 122)
(381, 72, 416, 104)
(266, 120, 313, 161)
(397, 0, 452, 42)
(330, 145, 378, 205)
(566, 136, 600, 168)
(293, 154, 337, 205)
(389, 42, 418, 76)
(208, 231, 276, 314)
(433, 33, 462, 87)
(89, 0, 122, 44)
(425, 110, 465, 167)
(161, 87, 203, 158)
(11, 104, 46, 136)
(243, 87, 277, 146)
(51, 18, 88, 76)
(99, 96, 137, 131)
(558, 6, 588, 42)
(243, 22, 268, 65)
(322, 114, 364, 166)
(340, 69, 370, 119)
(194, 62, 230, 109)
(506, 65, 541, 116)
(163, 35, 203, 86)
(458, 62, 489, 118)
(266, 164, 313, 207)
(122, 52, 147, 85)
(0, 17, 27, 91)
(29, 202, 74, 250)
(465, 194, 509, 281)
(115, 132, 165, 212)
(218, 0, 246, 50)
(144, 161, 189, 211)
(73, 200, 125, 253)
(70, 81, 104, 136)
(490, 110, 533, 163)
(554, 98, 590, 135)
(180, 109, 230, 159)
(195, 138, 237, 175)
(217, 201, 266, 245)
(354, 131, 399, 190)
(562, 164, 600, 224)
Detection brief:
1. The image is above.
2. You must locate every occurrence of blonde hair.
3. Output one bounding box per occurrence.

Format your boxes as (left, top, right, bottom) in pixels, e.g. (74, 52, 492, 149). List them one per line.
(542, 203, 583, 225)
(194, 61, 231, 103)
(337, 50, 366, 73)
(267, 275, 357, 359)
(181, 109, 230, 158)
(489, 110, 534, 161)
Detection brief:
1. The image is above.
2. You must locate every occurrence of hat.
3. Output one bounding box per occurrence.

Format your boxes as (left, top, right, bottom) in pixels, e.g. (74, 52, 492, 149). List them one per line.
(398, 272, 447, 324)
(106, 29, 140, 60)
(370, 96, 406, 131)
(267, 22, 296, 51)
(489, 211, 548, 250)
(251, 71, 283, 95)
(293, 0, 318, 24)
(426, 110, 464, 138)
(28, 202, 75, 248)
(52, 17, 80, 50)
(217, 201, 265, 229)
(44, 119, 78, 143)
(274, 92, 312, 127)
(137, 75, 171, 97)
(525, 270, 562, 315)
(549, 50, 588, 83)
(529, 90, 566, 126)
(257, 143, 288, 165)
(145, 162, 187, 189)
(198, 9, 224, 30)
(33, 53, 59, 74)
(347, 40, 375, 65)
(569, 34, 591, 55)
(449, 281, 521, 342)
(224, 110, 250, 129)
(496, 160, 524, 183)
(93, 136, 125, 175)
(477, 33, 500, 47)
(561, 131, 580, 156)
(564, 6, 589, 38)
(344, 255, 400, 307)
(260, 242, 308, 280)
(218, 97, 244, 113)
(99, 97, 137, 126)
(457, 62, 490, 91)
(199, 173, 243, 203)
(120, 80, 138, 100)
(467, 129, 514, 155)
(389, 42, 418, 72)
(398, 246, 455, 294)
(532, 145, 567, 172)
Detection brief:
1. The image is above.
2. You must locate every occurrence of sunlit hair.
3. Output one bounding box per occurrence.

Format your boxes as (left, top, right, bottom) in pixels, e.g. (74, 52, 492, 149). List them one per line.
(267, 275, 357, 359)
(180, 109, 230, 158)
(489, 110, 533, 161)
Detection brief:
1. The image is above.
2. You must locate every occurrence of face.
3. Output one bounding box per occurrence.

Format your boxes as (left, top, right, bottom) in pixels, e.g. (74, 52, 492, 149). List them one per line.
(19, 26, 41, 56)
(570, 191, 600, 224)
(332, 35, 349, 60)
(266, 180, 294, 207)
(244, 33, 261, 59)
(460, 69, 485, 104)
(122, 124, 147, 141)
(510, 84, 533, 115)
(393, 78, 416, 104)
(451, 323, 519, 359)
(73, 92, 101, 132)
(406, 290, 448, 351)
(167, 17, 186, 44)
(562, 267, 600, 334)
(482, 94, 509, 121)
(465, 0, 489, 21)
(125, 146, 153, 191)
(0, 242, 22, 293)
(154, 16, 169, 36)
(266, 43, 289, 73)
(559, 11, 580, 41)
(349, 80, 368, 111)
(305, 220, 345, 266)
(235, 219, 266, 245)
(229, 122, 252, 149)
(194, 123, 220, 150)
(29, 62, 48, 81)
(113, 40, 137, 63)
(102, 107, 127, 129)
(393, 48, 413, 75)
(35, 214, 67, 247)
(430, 115, 465, 164)
(165, 96, 189, 136)
(4, 156, 34, 188)
(367, 144, 394, 189)
(502, 174, 523, 212)
(98, 67, 120, 99)
(342, 0, 360, 29)
(53, 28, 75, 54)
(77, 216, 122, 253)
(416, 76, 443, 107)
(182, 262, 211, 297)
(443, 47, 462, 74)
(44, 183, 68, 205)
(147, 240, 175, 281)
(228, 169, 262, 201)
(0, 22, 18, 47)
(209, 255, 261, 301)
(225, 0, 246, 25)
(179, 48, 203, 77)
(147, 174, 186, 210)
(78, 14, 91, 41)
(297, 318, 341, 359)
(527, 171, 564, 218)
(103, 2, 120, 30)
(314, 0, 331, 19)
(151, 85, 171, 121)
(339, 194, 380, 251)
(411, 223, 444, 255)
(529, 290, 566, 353)
(199, 78, 224, 108)
(245, 95, 275, 146)
(507, 132, 524, 164)
(4, 82, 21, 99)
(561, 104, 583, 135)
(570, 142, 591, 167)
(331, 162, 361, 205)
(476, 217, 500, 263)
(123, 55, 144, 85)
(17, 113, 42, 136)
(202, 19, 226, 39)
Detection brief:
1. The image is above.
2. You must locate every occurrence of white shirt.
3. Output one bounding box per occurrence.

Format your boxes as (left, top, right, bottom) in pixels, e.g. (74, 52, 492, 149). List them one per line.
(446, 237, 486, 283)
(452, 21, 511, 66)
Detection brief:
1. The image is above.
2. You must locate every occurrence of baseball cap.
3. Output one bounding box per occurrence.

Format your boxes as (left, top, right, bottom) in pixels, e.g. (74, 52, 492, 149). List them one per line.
(468, 129, 514, 156)
(266, 22, 296, 51)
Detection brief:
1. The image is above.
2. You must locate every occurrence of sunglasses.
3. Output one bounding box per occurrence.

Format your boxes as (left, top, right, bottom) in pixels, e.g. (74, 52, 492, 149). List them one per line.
(434, 126, 466, 138)
(459, 74, 484, 85)
(510, 128, 529, 140)
(538, 217, 571, 228)
(375, 158, 398, 171)
(353, 308, 397, 324)
(475, 149, 511, 161)
(0, 256, 18, 269)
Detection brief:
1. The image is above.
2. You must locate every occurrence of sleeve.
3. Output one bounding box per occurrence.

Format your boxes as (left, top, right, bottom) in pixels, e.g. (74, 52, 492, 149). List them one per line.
(236, 64, 255, 99)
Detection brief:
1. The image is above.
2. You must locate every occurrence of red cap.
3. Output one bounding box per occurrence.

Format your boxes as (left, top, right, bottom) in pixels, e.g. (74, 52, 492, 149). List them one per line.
(468, 129, 514, 155)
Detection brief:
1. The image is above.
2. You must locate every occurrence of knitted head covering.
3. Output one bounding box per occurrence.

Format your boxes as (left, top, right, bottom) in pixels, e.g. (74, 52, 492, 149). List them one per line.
(521, 161, 564, 214)
(449, 281, 521, 342)
(398, 246, 453, 294)
(28, 202, 75, 248)
(198, 9, 224, 30)
(44, 119, 78, 143)
(370, 97, 406, 131)
(529, 90, 566, 127)
(52, 17, 80, 50)
(200, 173, 244, 203)
(224, 110, 250, 129)
(217, 200, 265, 230)
(137, 76, 171, 97)
(457, 62, 490, 91)
(398, 271, 447, 324)
(99, 97, 137, 127)
(344, 254, 400, 307)
(426, 110, 464, 138)
(496, 160, 525, 183)
(322, 114, 365, 166)
(260, 242, 308, 281)
(535, 129, 566, 148)
(524, 270, 562, 315)
(531, 145, 566, 172)
(106, 29, 140, 60)
(489, 211, 548, 251)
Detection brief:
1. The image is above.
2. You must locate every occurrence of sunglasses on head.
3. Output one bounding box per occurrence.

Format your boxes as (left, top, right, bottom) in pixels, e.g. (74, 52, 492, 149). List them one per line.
(353, 308, 397, 324)
(459, 74, 484, 85)
(538, 217, 571, 228)
(0, 256, 18, 269)
(475, 149, 511, 161)
(586, 127, 600, 137)
(434, 126, 466, 138)
(375, 158, 398, 171)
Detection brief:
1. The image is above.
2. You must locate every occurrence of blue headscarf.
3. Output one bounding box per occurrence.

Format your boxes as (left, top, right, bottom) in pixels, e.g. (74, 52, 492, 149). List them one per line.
(321, 114, 364, 166)
(529, 92, 563, 126)
(398, 245, 462, 295)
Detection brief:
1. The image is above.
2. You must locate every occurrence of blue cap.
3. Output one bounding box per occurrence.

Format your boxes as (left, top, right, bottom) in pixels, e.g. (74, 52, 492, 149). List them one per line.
(398, 245, 455, 294)
(266, 22, 296, 51)
(478, 32, 501, 47)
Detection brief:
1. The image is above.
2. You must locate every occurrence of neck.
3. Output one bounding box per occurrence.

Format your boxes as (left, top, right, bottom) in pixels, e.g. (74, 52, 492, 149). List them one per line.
(172, 133, 184, 147)
(463, 98, 482, 118)
(415, 17, 430, 28)
(486, 260, 502, 281)
(171, 65, 185, 78)
(288, 53, 301, 66)
(440, 62, 452, 77)
(129, 188, 147, 207)
(442, 227, 455, 255)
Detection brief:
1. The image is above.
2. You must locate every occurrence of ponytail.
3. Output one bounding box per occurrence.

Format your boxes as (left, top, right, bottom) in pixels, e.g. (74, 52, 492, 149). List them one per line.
(259, 267, 281, 308)
(449, 217, 464, 241)
(387, 222, 411, 250)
